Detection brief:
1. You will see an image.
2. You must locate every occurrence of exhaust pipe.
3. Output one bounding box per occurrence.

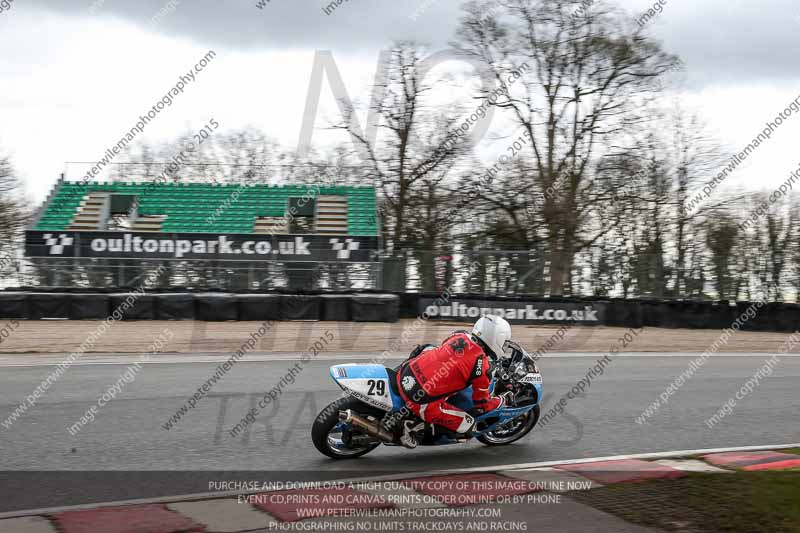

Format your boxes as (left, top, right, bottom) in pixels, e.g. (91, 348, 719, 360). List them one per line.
(339, 410, 395, 443)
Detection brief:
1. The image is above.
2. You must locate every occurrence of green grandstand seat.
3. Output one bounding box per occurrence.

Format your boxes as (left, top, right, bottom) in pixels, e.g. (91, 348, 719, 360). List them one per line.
(35, 181, 378, 235)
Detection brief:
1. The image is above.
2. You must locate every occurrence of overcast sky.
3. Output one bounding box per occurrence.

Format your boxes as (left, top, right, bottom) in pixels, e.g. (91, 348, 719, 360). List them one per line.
(1, 0, 799, 202)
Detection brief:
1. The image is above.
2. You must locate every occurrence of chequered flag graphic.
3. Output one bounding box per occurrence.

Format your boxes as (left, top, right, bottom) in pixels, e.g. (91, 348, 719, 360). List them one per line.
(43, 233, 74, 255)
(329, 238, 360, 259)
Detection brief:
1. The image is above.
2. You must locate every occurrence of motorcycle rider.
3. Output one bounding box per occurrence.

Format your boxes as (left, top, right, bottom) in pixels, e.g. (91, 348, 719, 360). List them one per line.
(394, 314, 512, 448)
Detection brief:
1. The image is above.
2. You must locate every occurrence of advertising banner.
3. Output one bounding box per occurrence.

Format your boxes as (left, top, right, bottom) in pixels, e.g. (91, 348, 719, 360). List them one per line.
(419, 297, 605, 325)
(25, 231, 380, 262)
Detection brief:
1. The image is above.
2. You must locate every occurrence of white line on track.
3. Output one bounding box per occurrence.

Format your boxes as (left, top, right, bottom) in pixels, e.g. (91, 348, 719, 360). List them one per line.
(1, 352, 797, 368)
(0, 442, 798, 520)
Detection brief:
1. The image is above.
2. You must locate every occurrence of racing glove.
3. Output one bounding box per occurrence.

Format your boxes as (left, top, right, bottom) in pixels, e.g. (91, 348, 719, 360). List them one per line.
(408, 343, 436, 359)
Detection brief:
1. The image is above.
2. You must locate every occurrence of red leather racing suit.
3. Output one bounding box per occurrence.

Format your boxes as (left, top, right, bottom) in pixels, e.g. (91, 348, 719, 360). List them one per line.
(396, 332, 502, 433)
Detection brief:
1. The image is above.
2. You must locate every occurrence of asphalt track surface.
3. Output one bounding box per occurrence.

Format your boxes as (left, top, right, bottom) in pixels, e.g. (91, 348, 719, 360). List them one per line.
(1, 352, 798, 513)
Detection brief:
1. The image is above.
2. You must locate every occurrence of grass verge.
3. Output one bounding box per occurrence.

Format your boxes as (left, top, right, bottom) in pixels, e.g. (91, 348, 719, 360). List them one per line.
(571, 471, 800, 532)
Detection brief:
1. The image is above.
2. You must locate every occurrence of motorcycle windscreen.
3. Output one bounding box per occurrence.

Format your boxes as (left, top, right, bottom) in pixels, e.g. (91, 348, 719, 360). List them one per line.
(329, 364, 403, 411)
(520, 372, 544, 400)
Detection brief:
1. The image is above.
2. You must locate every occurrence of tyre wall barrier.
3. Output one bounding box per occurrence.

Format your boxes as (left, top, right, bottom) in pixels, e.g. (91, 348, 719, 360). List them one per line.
(156, 293, 196, 321)
(0, 293, 30, 319)
(733, 301, 800, 332)
(640, 300, 667, 328)
(70, 294, 111, 320)
(321, 295, 351, 321)
(28, 293, 71, 320)
(281, 294, 321, 321)
(1, 291, 799, 331)
(110, 294, 155, 320)
(195, 293, 238, 322)
(399, 293, 800, 332)
(604, 298, 644, 328)
(771, 303, 800, 332)
(237, 294, 281, 321)
(352, 294, 400, 322)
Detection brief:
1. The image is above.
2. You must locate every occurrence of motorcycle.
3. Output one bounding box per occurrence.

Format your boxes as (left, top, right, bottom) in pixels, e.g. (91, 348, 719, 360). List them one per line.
(312, 340, 543, 459)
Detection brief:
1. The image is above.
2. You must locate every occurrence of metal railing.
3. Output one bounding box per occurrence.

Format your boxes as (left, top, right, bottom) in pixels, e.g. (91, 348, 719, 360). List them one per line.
(3, 248, 791, 302)
(5, 258, 380, 291)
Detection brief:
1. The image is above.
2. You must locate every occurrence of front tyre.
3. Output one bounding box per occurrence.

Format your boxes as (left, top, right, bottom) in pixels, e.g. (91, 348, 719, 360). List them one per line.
(312, 396, 383, 459)
(477, 405, 540, 446)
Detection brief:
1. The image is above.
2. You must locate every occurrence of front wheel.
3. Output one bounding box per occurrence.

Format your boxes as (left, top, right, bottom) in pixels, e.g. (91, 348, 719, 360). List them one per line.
(477, 404, 540, 446)
(312, 396, 384, 459)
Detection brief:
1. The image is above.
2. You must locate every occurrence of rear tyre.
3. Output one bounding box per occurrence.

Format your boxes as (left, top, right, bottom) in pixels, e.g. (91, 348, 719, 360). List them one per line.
(312, 396, 385, 459)
(477, 405, 540, 446)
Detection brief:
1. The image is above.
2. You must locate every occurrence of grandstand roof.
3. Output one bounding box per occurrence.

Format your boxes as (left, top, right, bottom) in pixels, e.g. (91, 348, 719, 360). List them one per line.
(33, 181, 378, 236)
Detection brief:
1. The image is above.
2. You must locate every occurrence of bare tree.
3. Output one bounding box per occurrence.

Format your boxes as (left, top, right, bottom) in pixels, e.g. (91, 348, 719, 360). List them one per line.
(454, 0, 678, 294)
(738, 193, 795, 300)
(705, 215, 740, 300)
(338, 43, 472, 255)
(0, 154, 28, 281)
(664, 105, 730, 295)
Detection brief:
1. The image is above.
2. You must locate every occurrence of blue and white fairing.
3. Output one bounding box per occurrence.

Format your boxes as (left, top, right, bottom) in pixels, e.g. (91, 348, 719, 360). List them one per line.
(329, 363, 482, 413)
(520, 372, 544, 404)
(329, 364, 405, 412)
(330, 363, 543, 437)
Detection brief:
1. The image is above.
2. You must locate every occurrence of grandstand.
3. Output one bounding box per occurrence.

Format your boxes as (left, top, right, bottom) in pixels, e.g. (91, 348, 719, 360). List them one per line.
(24, 179, 382, 289)
(33, 181, 379, 236)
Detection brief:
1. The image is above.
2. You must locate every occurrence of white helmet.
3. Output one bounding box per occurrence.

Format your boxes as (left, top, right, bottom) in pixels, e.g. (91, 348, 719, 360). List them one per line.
(472, 315, 512, 359)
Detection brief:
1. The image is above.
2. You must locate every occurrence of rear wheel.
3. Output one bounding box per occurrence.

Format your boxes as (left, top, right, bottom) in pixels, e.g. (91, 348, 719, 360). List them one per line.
(312, 396, 385, 459)
(477, 405, 540, 446)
